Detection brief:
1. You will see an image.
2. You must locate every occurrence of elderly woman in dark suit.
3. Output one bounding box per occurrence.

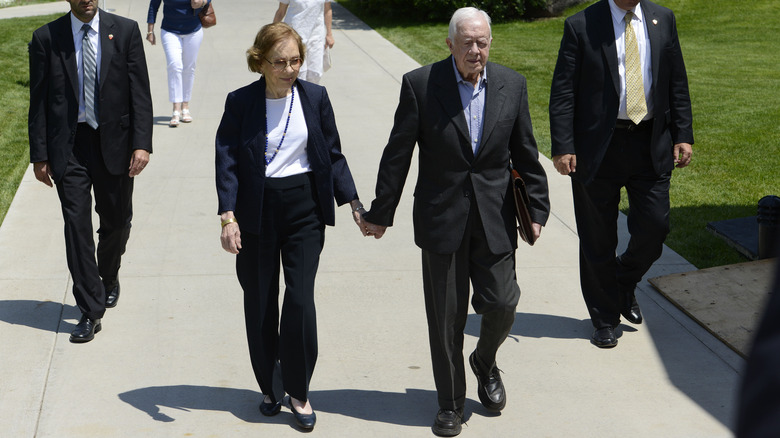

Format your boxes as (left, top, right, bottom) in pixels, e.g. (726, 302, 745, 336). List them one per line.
(215, 22, 365, 432)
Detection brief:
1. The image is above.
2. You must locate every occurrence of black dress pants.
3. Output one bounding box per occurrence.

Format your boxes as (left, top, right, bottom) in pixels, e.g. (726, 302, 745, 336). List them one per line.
(56, 124, 133, 320)
(236, 173, 324, 404)
(571, 124, 670, 329)
(421, 204, 520, 411)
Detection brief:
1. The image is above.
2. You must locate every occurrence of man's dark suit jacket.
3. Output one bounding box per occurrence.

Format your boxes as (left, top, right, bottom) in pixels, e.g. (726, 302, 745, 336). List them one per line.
(215, 78, 358, 234)
(364, 57, 550, 255)
(549, 0, 693, 185)
(28, 10, 153, 182)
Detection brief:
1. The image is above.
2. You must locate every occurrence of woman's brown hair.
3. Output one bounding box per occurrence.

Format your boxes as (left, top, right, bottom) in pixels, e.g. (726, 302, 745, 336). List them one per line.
(246, 22, 306, 74)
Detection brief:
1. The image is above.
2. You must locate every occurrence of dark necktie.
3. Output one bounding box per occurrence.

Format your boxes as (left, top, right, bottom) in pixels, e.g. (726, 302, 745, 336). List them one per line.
(81, 23, 98, 129)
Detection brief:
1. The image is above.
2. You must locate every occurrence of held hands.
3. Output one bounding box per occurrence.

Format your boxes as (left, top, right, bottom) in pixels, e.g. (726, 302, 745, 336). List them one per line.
(350, 200, 368, 237)
(349, 200, 386, 239)
(220, 212, 241, 254)
(552, 154, 576, 176)
(363, 220, 386, 239)
(348, 200, 386, 239)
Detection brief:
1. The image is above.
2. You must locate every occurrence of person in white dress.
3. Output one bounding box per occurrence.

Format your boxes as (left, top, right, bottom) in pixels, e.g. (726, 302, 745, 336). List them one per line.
(273, 0, 333, 84)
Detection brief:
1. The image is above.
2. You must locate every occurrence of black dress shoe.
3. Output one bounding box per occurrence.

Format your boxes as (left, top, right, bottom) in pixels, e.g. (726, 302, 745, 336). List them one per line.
(432, 408, 463, 437)
(259, 397, 282, 416)
(591, 327, 617, 348)
(105, 282, 120, 308)
(622, 293, 643, 324)
(70, 315, 101, 343)
(287, 397, 316, 431)
(469, 351, 506, 411)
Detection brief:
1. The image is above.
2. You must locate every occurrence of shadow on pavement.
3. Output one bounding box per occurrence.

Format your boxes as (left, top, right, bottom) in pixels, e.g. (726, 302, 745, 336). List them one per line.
(0, 300, 77, 333)
(118, 385, 489, 427)
(118, 386, 268, 423)
(465, 311, 733, 429)
(465, 312, 638, 341)
(645, 320, 739, 430)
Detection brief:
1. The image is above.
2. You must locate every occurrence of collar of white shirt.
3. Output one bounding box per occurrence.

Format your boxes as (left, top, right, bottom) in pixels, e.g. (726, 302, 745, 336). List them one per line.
(608, 0, 644, 27)
(70, 9, 100, 39)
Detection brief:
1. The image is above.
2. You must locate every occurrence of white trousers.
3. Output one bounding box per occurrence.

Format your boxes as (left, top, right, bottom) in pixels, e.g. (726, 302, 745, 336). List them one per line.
(161, 28, 203, 103)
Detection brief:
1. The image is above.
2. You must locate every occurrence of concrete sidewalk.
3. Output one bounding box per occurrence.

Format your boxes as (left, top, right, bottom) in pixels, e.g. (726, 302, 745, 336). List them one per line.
(0, 1, 742, 436)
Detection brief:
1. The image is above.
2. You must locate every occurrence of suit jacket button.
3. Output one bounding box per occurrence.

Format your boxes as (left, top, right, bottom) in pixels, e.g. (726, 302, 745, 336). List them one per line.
(464, 190, 471, 197)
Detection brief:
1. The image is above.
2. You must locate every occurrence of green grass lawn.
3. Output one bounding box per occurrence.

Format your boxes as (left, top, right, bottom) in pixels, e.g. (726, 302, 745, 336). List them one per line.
(0, 0, 57, 7)
(338, 0, 780, 269)
(0, 14, 60, 227)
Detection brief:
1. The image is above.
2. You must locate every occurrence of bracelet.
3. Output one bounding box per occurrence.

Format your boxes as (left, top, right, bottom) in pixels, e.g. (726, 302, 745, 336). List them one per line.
(147, 31, 153, 35)
(221, 217, 237, 227)
(352, 205, 365, 213)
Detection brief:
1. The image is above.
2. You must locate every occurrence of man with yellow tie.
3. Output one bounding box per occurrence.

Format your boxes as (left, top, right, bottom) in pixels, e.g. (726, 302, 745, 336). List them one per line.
(549, 0, 693, 348)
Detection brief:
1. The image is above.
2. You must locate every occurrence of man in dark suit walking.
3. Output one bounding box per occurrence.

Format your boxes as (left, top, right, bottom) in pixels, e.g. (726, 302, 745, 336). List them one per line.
(549, 0, 693, 348)
(29, 0, 153, 343)
(362, 7, 549, 436)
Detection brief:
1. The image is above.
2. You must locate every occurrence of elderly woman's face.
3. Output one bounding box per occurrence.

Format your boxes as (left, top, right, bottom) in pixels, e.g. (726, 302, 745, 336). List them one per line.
(446, 17, 491, 84)
(262, 37, 301, 97)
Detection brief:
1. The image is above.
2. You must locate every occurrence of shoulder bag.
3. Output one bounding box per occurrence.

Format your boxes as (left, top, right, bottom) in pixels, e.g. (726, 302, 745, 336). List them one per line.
(199, 2, 216, 28)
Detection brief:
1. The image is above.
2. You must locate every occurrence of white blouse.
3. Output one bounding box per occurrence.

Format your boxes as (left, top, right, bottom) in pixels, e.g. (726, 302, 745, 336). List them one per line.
(264, 85, 311, 178)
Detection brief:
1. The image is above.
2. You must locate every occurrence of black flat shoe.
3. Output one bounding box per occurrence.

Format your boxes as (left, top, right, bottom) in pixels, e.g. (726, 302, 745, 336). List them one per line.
(105, 282, 120, 308)
(259, 397, 282, 416)
(70, 314, 101, 343)
(432, 408, 463, 437)
(287, 397, 316, 431)
(591, 326, 617, 348)
(469, 351, 506, 411)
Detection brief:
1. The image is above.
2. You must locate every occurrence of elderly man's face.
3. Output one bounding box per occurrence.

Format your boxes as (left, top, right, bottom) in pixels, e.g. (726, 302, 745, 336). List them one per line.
(446, 16, 492, 85)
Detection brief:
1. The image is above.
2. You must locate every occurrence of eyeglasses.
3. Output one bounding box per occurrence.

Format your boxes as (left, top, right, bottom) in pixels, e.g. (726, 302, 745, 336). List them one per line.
(264, 57, 302, 71)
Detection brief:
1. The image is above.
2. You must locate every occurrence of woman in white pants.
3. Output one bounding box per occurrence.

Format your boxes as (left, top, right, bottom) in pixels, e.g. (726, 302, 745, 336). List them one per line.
(147, 0, 211, 126)
(273, 0, 334, 84)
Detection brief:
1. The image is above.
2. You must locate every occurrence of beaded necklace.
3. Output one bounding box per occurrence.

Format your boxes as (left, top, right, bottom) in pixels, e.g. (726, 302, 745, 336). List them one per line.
(264, 85, 295, 166)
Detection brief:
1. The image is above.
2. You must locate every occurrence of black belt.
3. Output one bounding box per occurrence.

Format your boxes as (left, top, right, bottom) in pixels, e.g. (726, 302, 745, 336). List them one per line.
(77, 122, 98, 132)
(615, 119, 652, 131)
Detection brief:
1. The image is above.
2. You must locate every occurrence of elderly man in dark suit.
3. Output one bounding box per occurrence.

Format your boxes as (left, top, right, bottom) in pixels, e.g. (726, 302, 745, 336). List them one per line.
(28, 0, 153, 343)
(549, 0, 693, 348)
(362, 7, 550, 436)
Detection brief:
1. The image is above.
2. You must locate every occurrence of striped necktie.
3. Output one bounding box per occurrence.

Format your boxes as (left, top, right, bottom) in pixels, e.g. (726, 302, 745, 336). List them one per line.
(81, 24, 98, 129)
(624, 12, 647, 124)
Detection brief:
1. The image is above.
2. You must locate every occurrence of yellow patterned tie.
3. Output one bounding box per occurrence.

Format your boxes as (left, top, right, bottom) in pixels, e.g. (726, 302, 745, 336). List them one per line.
(624, 11, 647, 124)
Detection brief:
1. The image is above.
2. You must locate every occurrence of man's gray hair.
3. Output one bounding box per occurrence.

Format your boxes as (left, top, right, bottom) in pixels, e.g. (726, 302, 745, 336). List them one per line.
(448, 7, 492, 40)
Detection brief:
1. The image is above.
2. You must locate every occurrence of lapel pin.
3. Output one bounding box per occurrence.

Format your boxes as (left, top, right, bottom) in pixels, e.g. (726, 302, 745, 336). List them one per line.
(109, 34, 114, 40)
(652, 19, 658, 26)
